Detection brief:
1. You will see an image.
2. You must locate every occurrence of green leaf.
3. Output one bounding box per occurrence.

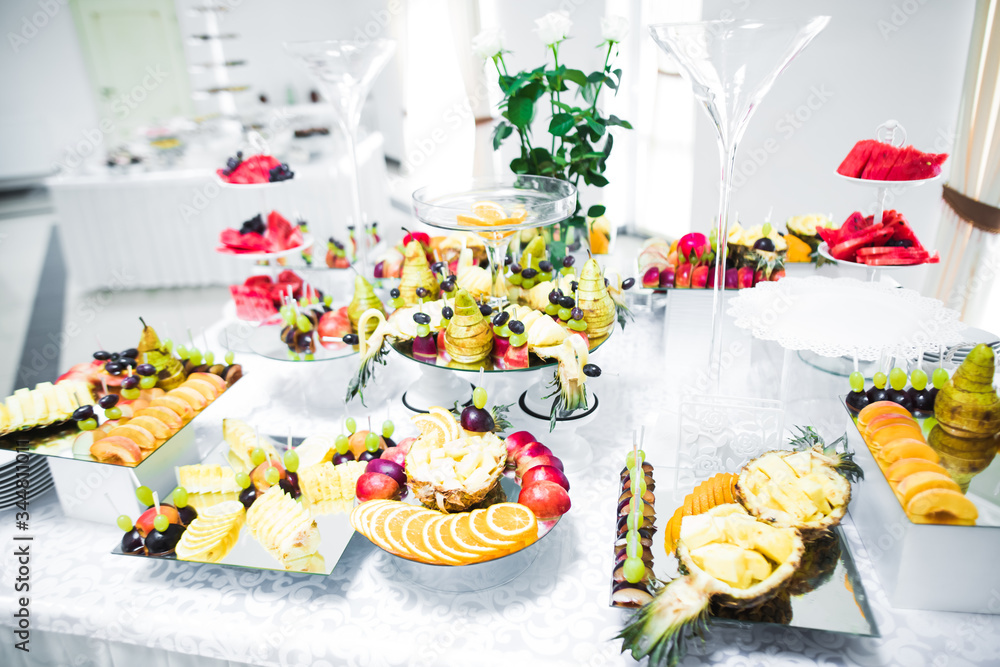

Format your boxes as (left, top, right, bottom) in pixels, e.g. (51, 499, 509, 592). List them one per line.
(603, 75, 618, 91)
(582, 151, 605, 159)
(585, 117, 606, 137)
(507, 96, 535, 130)
(586, 171, 609, 187)
(548, 113, 575, 136)
(492, 122, 513, 150)
(552, 100, 577, 113)
(580, 84, 597, 105)
(588, 205, 606, 218)
(510, 157, 531, 174)
(563, 69, 588, 86)
(602, 133, 614, 157)
(607, 115, 633, 129)
(522, 81, 546, 102)
(587, 71, 604, 84)
(613, 68, 623, 83)
(530, 147, 553, 163)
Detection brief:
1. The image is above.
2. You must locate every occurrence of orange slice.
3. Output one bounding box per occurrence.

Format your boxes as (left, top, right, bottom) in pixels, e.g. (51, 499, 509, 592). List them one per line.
(433, 514, 483, 563)
(485, 503, 538, 543)
(411, 407, 462, 447)
(351, 500, 397, 538)
(400, 511, 438, 563)
(378, 505, 425, 557)
(450, 513, 499, 556)
(469, 509, 518, 549)
(472, 201, 505, 222)
(421, 515, 465, 565)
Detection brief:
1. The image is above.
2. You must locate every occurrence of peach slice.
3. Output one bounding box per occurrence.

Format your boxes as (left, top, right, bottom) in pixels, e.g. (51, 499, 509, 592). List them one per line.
(857, 401, 911, 429)
(91, 435, 142, 464)
(189, 372, 226, 395)
(909, 515, 976, 526)
(134, 406, 183, 430)
(139, 387, 166, 401)
(906, 488, 978, 521)
(879, 439, 940, 465)
(886, 458, 950, 482)
(871, 424, 925, 449)
(107, 423, 156, 450)
(169, 386, 208, 411)
(182, 378, 217, 402)
(863, 414, 917, 440)
(128, 415, 172, 441)
(897, 471, 961, 506)
(151, 395, 193, 421)
(129, 398, 151, 413)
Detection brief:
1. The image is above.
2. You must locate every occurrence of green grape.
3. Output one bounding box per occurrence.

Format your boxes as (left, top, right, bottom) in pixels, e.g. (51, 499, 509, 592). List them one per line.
(873, 371, 887, 389)
(173, 487, 189, 508)
(634, 477, 647, 497)
(521, 277, 535, 289)
(139, 375, 157, 389)
(188, 349, 203, 366)
(284, 450, 299, 473)
(163, 339, 174, 354)
(625, 530, 641, 553)
(849, 371, 865, 392)
(391, 297, 406, 308)
(560, 266, 574, 276)
(493, 324, 510, 338)
(264, 467, 280, 485)
(335, 434, 350, 454)
(122, 387, 140, 400)
(623, 557, 646, 584)
(626, 509, 641, 531)
(235, 472, 251, 489)
(324, 295, 333, 307)
(416, 323, 430, 337)
(346, 417, 357, 434)
(177, 345, 189, 360)
(557, 307, 571, 321)
(296, 314, 313, 333)
(911, 369, 928, 391)
(932, 367, 949, 389)
(79, 417, 98, 431)
(625, 540, 643, 559)
(250, 447, 266, 466)
(509, 273, 523, 286)
(382, 420, 394, 438)
(225, 351, 235, 365)
(205, 351, 215, 365)
(304, 353, 315, 361)
(625, 449, 646, 470)
(440, 317, 451, 326)
(105, 406, 122, 420)
(117, 515, 133, 532)
(509, 333, 527, 347)
(889, 367, 907, 391)
(568, 319, 587, 332)
(153, 514, 169, 533)
(628, 496, 644, 515)
(473, 386, 488, 410)
(136, 486, 154, 506)
(365, 431, 380, 452)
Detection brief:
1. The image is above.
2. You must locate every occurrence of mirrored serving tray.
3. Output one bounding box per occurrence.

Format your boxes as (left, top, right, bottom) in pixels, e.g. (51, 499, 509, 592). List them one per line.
(111, 434, 354, 575)
(249, 324, 358, 362)
(611, 465, 879, 638)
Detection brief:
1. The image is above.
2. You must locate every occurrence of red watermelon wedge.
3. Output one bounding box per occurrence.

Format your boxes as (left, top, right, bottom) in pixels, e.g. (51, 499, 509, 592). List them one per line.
(837, 139, 878, 178)
(861, 144, 901, 180)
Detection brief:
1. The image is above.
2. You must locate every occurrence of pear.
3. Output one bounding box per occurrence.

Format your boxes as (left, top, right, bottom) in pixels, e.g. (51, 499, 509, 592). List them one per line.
(399, 239, 439, 306)
(137, 318, 185, 389)
(348, 276, 385, 336)
(519, 235, 546, 270)
(444, 289, 491, 363)
(934, 344, 1000, 439)
(576, 258, 615, 339)
(927, 424, 997, 492)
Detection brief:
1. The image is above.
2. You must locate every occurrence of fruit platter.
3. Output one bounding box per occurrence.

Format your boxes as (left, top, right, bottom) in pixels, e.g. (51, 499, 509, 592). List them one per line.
(217, 210, 314, 260)
(216, 151, 295, 186)
(615, 431, 877, 666)
(817, 209, 939, 267)
(341, 231, 631, 423)
(0, 320, 242, 466)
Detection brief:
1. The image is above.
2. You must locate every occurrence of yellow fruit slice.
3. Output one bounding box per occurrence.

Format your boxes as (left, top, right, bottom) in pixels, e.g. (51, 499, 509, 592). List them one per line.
(434, 514, 484, 562)
(906, 488, 978, 521)
(472, 200, 505, 222)
(484, 503, 538, 543)
(469, 509, 517, 549)
(450, 513, 497, 556)
(183, 378, 218, 402)
(201, 500, 245, 519)
(879, 439, 940, 465)
(400, 512, 438, 563)
(871, 424, 925, 449)
(421, 515, 465, 565)
(350, 500, 394, 535)
(898, 471, 961, 507)
(377, 505, 425, 557)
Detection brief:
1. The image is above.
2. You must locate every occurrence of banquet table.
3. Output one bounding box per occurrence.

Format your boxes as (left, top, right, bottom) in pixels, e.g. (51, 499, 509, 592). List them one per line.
(2, 290, 999, 667)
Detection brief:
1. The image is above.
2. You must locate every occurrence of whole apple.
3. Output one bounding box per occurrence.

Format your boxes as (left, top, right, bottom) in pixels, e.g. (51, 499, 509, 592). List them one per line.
(356, 472, 400, 502)
(520, 464, 570, 491)
(513, 441, 552, 461)
(504, 431, 537, 462)
(518, 481, 571, 520)
(516, 453, 564, 479)
(366, 458, 407, 487)
(395, 437, 416, 455)
(379, 446, 407, 469)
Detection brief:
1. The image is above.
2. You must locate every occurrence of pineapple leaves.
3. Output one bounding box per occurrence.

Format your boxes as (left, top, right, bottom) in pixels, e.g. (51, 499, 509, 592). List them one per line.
(345, 339, 390, 406)
(615, 582, 711, 667)
(788, 425, 864, 483)
(448, 401, 514, 434)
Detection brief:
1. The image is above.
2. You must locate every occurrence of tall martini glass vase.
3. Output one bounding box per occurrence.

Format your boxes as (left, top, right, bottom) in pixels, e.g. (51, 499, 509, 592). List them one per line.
(649, 17, 829, 391)
(284, 39, 396, 280)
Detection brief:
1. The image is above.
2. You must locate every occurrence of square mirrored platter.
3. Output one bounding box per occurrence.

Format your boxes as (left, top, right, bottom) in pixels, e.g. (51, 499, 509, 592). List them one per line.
(111, 434, 354, 576)
(611, 465, 879, 638)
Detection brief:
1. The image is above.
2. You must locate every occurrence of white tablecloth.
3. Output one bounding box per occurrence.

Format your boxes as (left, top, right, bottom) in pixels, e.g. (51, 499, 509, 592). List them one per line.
(2, 295, 999, 667)
(47, 133, 390, 292)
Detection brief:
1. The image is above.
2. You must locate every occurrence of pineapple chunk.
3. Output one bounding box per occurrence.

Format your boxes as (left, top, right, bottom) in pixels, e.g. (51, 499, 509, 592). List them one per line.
(756, 453, 798, 484)
(679, 513, 724, 551)
(743, 548, 772, 582)
(797, 475, 832, 515)
(690, 543, 753, 588)
(708, 503, 750, 519)
(722, 519, 758, 549)
(768, 481, 817, 519)
(751, 524, 795, 564)
(783, 451, 813, 478)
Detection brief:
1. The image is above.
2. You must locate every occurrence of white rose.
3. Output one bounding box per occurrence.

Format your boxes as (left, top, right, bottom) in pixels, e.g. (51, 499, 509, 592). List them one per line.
(534, 11, 572, 46)
(601, 16, 628, 43)
(472, 28, 505, 60)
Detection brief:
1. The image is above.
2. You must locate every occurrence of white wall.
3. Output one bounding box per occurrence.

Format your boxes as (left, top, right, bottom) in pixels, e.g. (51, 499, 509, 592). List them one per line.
(693, 0, 975, 290)
(0, 0, 99, 180)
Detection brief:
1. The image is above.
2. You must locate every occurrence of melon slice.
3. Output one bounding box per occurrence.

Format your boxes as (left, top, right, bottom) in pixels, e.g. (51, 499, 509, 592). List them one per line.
(897, 471, 960, 506)
(886, 458, 950, 482)
(879, 439, 940, 465)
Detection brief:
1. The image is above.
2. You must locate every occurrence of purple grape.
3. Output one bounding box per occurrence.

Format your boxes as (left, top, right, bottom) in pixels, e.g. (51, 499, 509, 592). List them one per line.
(72, 405, 95, 421)
(122, 375, 140, 390)
(460, 406, 495, 433)
(94, 350, 111, 361)
(332, 452, 355, 465)
(121, 528, 145, 554)
(239, 486, 258, 509)
(98, 394, 119, 409)
(358, 451, 378, 462)
(137, 364, 156, 377)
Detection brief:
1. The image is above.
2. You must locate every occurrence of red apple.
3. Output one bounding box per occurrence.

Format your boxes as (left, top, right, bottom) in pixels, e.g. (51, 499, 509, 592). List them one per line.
(516, 453, 564, 479)
(504, 431, 537, 462)
(251, 460, 286, 492)
(513, 441, 552, 461)
(395, 437, 416, 455)
(356, 472, 400, 502)
(518, 481, 571, 520)
(366, 458, 407, 487)
(380, 446, 408, 468)
(520, 465, 570, 491)
(136, 505, 180, 536)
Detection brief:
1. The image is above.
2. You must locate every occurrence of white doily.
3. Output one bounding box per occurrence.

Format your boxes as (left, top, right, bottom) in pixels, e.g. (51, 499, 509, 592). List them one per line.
(726, 276, 966, 360)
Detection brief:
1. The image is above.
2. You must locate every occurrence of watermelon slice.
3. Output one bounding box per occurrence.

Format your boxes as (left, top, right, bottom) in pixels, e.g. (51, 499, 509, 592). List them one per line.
(220, 228, 272, 252)
(887, 149, 948, 180)
(829, 223, 891, 261)
(837, 139, 878, 178)
(230, 285, 278, 321)
(886, 219, 926, 252)
(816, 225, 841, 247)
(839, 211, 872, 240)
(267, 211, 295, 249)
(860, 143, 901, 180)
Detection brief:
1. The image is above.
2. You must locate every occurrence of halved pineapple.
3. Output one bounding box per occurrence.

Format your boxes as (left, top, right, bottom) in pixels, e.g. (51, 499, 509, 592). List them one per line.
(619, 504, 804, 665)
(405, 431, 506, 512)
(735, 447, 853, 540)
